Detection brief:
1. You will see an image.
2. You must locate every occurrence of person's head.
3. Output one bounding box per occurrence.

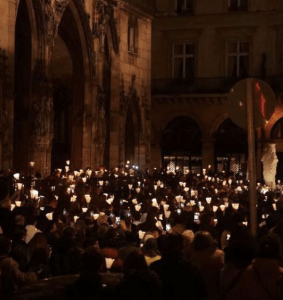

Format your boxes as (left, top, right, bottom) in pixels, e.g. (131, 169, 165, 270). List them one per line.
(81, 247, 104, 273)
(28, 232, 48, 249)
(62, 226, 75, 240)
(143, 238, 159, 256)
(199, 212, 213, 226)
(123, 249, 148, 278)
(230, 223, 252, 243)
(15, 214, 25, 226)
(121, 269, 162, 300)
(182, 230, 195, 246)
(162, 233, 184, 257)
(26, 214, 37, 226)
(191, 231, 217, 251)
(97, 223, 109, 240)
(228, 239, 257, 268)
(258, 234, 282, 260)
(13, 226, 27, 242)
(0, 235, 12, 255)
(48, 196, 57, 209)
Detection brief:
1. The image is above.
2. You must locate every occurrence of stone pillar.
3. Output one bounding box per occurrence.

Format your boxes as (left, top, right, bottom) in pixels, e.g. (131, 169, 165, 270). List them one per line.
(202, 139, 215, 171)
(29, 135, 52, 176)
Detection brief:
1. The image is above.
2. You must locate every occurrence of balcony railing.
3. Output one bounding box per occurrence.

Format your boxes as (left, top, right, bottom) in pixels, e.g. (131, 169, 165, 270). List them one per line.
(125, 0, 156, 13)
(152, 76, 283, 95)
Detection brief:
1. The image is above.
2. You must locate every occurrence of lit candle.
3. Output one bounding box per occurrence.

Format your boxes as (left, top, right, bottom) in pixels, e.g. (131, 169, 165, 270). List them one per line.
(46, 213, 53, 221)
(13, 173, 20, 181)
(83, 194, 90, 204)
(206, 197, 212, 204)
(232, 203, 239, 210)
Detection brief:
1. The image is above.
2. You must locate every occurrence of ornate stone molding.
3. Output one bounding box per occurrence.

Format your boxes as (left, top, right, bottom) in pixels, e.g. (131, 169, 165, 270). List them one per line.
(93, 0, 119, 54)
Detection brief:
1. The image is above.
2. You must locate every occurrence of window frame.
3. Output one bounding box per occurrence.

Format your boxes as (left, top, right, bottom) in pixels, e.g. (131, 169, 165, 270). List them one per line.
(225, 41, 250, 77)
(227, 0, 248, 12)
(128, 16, 138, 55)
(174, 0, 194, 14)
(172, 43, 195, 79)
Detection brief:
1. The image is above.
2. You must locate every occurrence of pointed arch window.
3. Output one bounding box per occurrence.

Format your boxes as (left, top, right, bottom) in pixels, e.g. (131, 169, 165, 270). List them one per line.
(128, 16, 138, 54)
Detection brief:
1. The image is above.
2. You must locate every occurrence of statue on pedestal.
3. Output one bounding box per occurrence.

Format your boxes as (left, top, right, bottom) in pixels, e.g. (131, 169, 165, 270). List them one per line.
(261, 143, 278, 189)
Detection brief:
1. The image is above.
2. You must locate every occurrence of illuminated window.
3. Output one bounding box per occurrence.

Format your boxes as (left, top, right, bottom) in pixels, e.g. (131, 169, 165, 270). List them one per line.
(175, 0, 194, 14)
(128, 16, 138, 54)
(226, 41, 249, 77)
(173, 43, 195, 78)
(228, 0, 248, 11)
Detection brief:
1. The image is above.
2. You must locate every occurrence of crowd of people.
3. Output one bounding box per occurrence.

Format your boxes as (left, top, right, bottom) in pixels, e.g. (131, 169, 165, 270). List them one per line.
(0, 164, 283, 300)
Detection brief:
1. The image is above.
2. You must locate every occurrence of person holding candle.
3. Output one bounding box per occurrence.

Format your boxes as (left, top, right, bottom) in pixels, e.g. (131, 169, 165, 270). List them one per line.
(189, 231, 224, 300)
(150, 233, 207, 300)
(0, 235, 38, 298)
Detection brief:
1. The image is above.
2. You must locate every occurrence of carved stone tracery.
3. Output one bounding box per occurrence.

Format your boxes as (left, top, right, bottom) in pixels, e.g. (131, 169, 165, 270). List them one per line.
(93, 0, 119, 54)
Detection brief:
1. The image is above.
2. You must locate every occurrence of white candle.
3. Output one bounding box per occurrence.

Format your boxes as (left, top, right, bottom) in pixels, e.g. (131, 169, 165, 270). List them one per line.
(138, 230, 146, 240)
(232, 203, 239, 210)
(85, 194, 91, 203)
(164, 210, 171, 219)
(13, 173, 20, 181)
(206, 197, 212, 204)
(105, 258, 115, 270)
(46, 213, 53, 221)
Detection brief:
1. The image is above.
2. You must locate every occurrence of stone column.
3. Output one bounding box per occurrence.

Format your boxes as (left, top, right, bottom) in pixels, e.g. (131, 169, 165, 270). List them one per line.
(29, 135, 52, 176)
(202, 138, 215, 171)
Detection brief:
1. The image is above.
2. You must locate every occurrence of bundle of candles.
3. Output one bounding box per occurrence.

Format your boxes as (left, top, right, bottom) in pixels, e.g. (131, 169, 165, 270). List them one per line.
(8, 161, 282, 230)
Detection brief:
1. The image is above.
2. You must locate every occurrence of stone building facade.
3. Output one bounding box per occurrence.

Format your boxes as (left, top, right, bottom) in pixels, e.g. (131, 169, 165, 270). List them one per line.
(152, 0, 283, 179)
(0, 0, 153, 174)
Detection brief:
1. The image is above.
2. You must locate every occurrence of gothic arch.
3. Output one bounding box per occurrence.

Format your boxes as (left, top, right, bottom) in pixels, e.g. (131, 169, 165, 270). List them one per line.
(50, 0, 94, 170)
(13, 0, 37, 171)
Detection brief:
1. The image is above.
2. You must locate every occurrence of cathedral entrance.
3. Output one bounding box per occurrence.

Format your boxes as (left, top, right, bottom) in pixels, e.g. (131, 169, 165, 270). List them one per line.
(124, 95, 141, 166)
(51, 4, 85, 170)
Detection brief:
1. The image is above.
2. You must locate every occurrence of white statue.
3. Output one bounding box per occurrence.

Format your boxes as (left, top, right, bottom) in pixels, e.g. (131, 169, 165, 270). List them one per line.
(261, 143, 278, 189)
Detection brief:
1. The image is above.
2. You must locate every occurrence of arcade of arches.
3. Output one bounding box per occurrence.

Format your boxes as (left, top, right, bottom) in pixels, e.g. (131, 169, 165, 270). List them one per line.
(1, 0, 283, 181)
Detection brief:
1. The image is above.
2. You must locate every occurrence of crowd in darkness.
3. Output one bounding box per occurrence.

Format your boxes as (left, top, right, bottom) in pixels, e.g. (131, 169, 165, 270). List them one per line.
(0, 165, 283, 300)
